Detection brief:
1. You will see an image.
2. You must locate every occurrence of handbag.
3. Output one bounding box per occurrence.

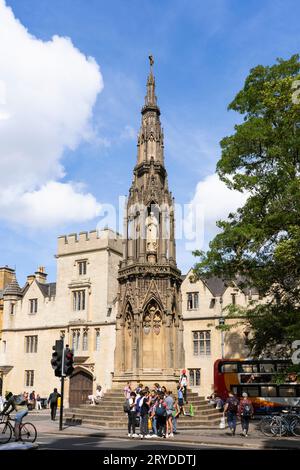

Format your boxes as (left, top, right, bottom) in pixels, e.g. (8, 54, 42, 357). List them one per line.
(219, 416, 226, 429)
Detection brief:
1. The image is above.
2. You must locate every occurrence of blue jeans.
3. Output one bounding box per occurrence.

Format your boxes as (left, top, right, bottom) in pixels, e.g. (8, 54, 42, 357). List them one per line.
(152, 416, 157, 435)
(227, 411, 237, 431)
(172, 416, 177, 432)
(15, 409, 28, 423)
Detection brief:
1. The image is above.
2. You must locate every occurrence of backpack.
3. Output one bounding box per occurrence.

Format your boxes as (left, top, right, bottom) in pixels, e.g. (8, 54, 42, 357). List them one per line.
(14, 394, 26, 406)
(123, 399, 131, 413)
(228, 398, 239, 413)
(155, 403, 167, 417)
(242, 403, 252, 417)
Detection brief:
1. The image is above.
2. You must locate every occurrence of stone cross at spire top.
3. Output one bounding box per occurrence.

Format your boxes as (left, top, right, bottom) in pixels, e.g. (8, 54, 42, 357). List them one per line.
(145, 54, 157, 108)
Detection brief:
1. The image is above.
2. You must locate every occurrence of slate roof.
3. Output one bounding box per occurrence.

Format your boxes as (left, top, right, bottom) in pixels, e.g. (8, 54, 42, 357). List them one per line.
(185, 270, 259, 297)
(3, 274, 23, 297)
(37, 282, 56, 298)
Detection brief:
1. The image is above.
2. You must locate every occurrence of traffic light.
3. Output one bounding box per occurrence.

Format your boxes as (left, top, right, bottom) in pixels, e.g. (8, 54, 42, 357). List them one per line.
(51, 339, 63, 377)
(64, 347, 74, 377)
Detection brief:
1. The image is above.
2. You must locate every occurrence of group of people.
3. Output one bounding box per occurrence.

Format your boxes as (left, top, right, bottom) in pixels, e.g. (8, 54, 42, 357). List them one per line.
(0, 390, 43, 412)
(223, 392, 254, 437)
(123, 378, 189, 439)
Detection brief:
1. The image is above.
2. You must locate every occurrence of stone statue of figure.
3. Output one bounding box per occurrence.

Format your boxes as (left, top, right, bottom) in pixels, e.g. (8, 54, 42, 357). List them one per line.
(146, 211, 158, 252)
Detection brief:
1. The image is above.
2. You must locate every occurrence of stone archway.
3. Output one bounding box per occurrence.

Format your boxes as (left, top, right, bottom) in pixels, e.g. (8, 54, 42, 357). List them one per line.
(69, 368, 93, 407)
(142, 299, 164, 369)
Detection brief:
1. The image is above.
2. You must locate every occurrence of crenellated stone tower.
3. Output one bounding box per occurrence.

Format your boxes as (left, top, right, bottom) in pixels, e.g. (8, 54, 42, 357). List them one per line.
(113, 58, 185, 388)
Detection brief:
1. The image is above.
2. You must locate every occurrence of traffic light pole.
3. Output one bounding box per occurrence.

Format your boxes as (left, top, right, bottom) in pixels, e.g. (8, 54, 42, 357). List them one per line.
(59, 340, 66, 431)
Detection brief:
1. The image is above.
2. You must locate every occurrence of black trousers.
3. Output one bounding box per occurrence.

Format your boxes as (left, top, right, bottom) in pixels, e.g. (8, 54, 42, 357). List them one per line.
(50, 403, 57, 420)
(128, 411, 137, 434)
(156, 415, 166, 436)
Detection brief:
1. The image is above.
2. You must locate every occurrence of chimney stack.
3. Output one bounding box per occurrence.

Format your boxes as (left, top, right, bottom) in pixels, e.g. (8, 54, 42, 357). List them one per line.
(35, 266, 47, 284)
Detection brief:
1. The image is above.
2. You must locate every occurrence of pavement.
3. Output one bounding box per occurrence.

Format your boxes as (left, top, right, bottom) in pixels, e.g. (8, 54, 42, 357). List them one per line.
(6, 409, 298, 451)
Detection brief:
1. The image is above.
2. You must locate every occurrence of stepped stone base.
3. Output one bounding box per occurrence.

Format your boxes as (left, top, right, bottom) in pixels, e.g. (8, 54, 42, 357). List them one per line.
(65, 388, 222, 429)
(112, 369, 181, 393)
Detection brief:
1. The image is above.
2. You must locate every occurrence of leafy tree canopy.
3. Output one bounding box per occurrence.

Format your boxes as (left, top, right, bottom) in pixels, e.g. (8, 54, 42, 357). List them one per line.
(193, 55, 300, 357)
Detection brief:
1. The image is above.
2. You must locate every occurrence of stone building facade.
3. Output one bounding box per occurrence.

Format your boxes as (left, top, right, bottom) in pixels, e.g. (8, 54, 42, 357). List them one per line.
(0, 229, 122, 405)
(181, 269, 257, 397)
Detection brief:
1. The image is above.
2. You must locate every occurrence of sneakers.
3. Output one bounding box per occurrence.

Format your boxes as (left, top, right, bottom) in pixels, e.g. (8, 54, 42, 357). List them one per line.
(169, 433, 174, 437)
(128, 433, 132, 437)
(132, 433, 138, 438)
(145, 435, 151, 439)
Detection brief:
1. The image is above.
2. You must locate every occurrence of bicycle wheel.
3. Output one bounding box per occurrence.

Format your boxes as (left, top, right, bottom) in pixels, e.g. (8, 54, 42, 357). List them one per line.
(270, 417, 288, 436)
(0, 422, 12, 444)
(260, 417, 276, 437)
(20, 422, 37, 443)
(290, 417, 300, 437)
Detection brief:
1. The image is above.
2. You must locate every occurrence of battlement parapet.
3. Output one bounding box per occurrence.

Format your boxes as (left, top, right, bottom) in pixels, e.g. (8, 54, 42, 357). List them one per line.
(57, 228, 123, 256)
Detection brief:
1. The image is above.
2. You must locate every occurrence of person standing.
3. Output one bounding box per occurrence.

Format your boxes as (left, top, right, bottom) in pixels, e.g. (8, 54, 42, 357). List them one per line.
(124, 382, 132, 400)
(139, 390, 151, 439)
(48, 388, 61, 421)
(177, 385, 186, 415)
(35, 394, 42, 410)
(155, 394, 167, 437)
(223, 392, 239, 435)
(239, 392, 254, 437)
(165, 391, 174, 438)
(127, 391, 138, 438)
(179, 370, 188, 403)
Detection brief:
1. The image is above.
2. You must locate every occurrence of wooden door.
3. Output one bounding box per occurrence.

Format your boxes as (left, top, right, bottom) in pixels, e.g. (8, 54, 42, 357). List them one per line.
(69, 370, 93, 407)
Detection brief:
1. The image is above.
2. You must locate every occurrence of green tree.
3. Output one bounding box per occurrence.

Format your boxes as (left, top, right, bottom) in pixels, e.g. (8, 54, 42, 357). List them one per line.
(193, 55, 300, 357)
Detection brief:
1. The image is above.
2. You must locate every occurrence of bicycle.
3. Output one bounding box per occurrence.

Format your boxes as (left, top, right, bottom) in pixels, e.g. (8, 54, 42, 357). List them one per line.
(260, 408, 300, 437)
(0, 413, 37, 444)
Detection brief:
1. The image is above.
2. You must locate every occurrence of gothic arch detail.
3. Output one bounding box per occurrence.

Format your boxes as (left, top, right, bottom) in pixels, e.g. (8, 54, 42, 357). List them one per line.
(143, 299, 162, 336)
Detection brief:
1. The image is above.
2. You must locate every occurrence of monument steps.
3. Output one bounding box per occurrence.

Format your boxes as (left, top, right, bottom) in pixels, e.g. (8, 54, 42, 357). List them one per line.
(65, 388, 221, 428)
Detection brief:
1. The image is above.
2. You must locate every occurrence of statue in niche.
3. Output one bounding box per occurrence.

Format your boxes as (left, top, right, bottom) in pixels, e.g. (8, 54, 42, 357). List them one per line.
(146, 212, 158, 252)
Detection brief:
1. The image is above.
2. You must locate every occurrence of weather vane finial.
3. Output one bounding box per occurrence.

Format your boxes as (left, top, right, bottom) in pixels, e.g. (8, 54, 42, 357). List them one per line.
(149, 55, 154, 69)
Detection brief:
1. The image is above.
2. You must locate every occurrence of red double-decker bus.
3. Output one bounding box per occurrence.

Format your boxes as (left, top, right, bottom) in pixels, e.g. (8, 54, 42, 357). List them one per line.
(214, 359, 300, 414)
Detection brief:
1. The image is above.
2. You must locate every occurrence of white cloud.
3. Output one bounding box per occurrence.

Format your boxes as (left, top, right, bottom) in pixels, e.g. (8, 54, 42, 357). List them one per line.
(0, 0, 103, 227)
(120, 124, 136, 140)
(185, 173, 248, 250)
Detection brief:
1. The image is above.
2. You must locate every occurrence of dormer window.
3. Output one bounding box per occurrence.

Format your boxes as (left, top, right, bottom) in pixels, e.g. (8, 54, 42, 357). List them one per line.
(29, 298, 38, 314)
(78, 261, 87, 276)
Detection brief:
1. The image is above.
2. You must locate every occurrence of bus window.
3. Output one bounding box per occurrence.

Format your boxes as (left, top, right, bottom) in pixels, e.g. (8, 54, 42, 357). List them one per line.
(261, 386, 277, 397)
(240, 364, 259, 373)
(276, 363, 289, 372)
(221, 363, 238, 373)
(259, 363, 275, 373)
(241, 386, 259, 397)
(278, 386, 297, 397)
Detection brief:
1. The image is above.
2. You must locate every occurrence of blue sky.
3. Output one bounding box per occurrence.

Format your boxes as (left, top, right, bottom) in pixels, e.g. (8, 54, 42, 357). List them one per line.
(0, 0, 300, 285)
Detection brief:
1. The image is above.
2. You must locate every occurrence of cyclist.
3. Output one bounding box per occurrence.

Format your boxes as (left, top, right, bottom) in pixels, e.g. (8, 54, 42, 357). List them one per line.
(1, 391, 28, 441)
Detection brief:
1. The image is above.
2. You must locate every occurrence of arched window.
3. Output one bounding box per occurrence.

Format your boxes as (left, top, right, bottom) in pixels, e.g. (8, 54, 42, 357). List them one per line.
(82, 331, 88, 351)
